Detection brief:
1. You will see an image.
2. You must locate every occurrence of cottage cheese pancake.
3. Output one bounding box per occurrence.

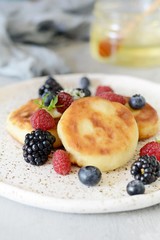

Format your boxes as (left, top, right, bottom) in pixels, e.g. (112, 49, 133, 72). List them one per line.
(125, 98, 159, 140)
(6, 99, 62, 148)
(58, 97, 139, 172)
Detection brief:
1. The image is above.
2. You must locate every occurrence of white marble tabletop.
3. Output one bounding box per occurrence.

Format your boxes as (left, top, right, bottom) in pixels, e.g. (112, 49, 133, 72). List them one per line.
(0, 41, 160, 240)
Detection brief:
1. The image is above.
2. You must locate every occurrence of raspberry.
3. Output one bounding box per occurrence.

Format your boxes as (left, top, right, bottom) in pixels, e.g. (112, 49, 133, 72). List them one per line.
(52, 149, 71, 175)
(95, 85, 114, 96)
(56, 92, 73, 113)
(140, 141, 160, 162)
(30, 109, 56, 131)
(98, 92, 126, 105)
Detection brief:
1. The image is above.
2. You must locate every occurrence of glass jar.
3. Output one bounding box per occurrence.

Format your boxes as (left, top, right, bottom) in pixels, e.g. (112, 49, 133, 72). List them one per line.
(90, 0, 160, 67)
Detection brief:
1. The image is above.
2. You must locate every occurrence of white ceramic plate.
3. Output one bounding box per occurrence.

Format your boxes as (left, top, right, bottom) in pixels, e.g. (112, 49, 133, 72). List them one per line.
(0, 73, 160, 214)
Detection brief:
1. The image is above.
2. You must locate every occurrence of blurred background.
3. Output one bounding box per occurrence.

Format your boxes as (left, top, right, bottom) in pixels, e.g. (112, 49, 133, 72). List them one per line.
(0, 0, 160, 84)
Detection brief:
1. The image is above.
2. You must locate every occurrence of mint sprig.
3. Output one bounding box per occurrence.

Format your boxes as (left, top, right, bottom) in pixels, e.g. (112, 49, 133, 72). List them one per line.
(34, 94, 63, 111)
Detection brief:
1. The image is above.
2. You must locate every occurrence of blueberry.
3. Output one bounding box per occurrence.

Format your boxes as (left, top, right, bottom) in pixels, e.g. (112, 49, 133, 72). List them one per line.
(75, 88, 91, 97)
(80, 76, 90, 89)
(82, 88, 91, 97)
(129, 94, 146, 109)
(42, 92, 55, 106)
(126, 180, 145, 196)
(78, 166, 102, 186)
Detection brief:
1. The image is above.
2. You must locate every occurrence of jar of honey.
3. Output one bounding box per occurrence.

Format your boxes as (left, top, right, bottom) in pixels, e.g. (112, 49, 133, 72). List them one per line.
(90, 0, 160, 67)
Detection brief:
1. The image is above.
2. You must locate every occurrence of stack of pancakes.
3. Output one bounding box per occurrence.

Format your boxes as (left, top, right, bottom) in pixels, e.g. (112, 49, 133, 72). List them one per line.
(6, 95, 159, 172)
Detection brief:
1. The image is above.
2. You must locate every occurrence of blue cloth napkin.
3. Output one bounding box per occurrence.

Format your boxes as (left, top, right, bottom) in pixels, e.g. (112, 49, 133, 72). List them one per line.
(0, 0, 95, 80)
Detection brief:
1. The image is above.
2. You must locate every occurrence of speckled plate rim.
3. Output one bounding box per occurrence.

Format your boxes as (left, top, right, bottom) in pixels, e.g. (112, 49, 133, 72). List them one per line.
(1, 73, 160, 214)
(0, 181, 160, 213)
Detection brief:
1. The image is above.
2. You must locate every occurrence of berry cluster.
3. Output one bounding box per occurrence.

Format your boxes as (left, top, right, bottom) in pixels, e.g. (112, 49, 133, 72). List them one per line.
(95, 84, 146, 110)
(127, 141, 160, 196)
(38, 76, 92, 114)
(23, 76, 104, 184)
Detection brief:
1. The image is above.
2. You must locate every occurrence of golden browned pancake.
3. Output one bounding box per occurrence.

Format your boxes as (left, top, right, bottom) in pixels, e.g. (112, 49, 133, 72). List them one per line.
(57, 97, 139, 172)
(125, 97, 159, 140)
(6, 94, 159, 154)
(6, 99, 62, 148)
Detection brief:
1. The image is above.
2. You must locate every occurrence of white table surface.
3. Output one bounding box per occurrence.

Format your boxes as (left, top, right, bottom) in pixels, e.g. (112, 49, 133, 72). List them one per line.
(1, 41, 160, 240)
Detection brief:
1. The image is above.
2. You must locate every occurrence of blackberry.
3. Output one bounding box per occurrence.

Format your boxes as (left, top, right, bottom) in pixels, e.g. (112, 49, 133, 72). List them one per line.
(23, 129, 55, 166)
(38, 76, 63, 97)
(131, 155, 160, 184)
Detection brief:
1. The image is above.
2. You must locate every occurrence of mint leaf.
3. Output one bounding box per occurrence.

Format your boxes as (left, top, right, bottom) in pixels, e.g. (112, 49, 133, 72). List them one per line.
(47, 95, 58, 111)
(34, 99, 43, 108)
